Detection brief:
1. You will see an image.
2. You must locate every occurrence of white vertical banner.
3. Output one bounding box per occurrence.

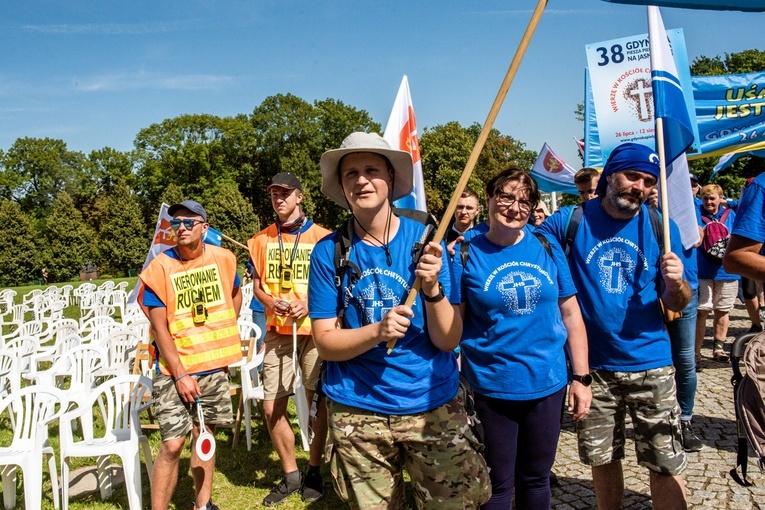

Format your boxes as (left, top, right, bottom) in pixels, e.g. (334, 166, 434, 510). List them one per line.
(384, 75, 426, 211)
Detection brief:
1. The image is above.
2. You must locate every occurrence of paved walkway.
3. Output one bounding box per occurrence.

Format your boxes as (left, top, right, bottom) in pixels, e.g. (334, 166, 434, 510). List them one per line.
(551, 302, 764, 509)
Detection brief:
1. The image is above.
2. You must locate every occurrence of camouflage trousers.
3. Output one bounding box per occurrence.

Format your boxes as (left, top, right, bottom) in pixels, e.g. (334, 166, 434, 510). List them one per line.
(152, 370, 233, 441)
(327, 394, 491, 510)
(577, 366, 687, 475)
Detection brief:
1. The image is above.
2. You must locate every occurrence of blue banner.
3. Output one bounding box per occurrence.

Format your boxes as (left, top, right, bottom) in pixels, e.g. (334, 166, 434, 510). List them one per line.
(601, 0, 765, 11)
(694, 71, 765, 157)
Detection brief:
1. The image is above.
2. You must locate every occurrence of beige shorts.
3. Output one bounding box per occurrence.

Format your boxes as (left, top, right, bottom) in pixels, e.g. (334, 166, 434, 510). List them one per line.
(261, 330, 321, 400)
(698, 279, 738, 312)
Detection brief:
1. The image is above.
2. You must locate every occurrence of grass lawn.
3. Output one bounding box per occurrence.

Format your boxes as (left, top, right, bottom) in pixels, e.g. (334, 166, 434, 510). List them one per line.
(1, 279, 348, 509)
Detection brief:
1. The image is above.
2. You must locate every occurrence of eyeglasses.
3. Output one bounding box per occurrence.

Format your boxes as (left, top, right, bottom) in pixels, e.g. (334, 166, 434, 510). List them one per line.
(494, 193, 533, 212)
(170, 218, 204, 230)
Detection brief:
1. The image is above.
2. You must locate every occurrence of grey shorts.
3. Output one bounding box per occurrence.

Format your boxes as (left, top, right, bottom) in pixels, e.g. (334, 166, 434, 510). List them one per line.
(576, 366, 686, 475)
(152, 370, 233, 441)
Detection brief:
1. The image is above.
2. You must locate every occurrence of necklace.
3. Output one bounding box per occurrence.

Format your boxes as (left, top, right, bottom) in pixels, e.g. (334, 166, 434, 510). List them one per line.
(353, 210, 393, 267)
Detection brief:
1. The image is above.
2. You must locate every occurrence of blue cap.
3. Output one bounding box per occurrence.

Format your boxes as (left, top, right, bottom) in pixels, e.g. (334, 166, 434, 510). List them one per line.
(167, 200, 207, 222)
(595, 143, 660, 196)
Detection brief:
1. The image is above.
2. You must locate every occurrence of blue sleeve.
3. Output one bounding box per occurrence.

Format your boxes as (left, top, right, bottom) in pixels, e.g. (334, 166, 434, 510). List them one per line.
(234, 272, 241, 289)
(548, 236, 576, 298)
(732, 180, 765, 243)
(726, 199, 739, 212)
(535, 206, 571, 250)
(308, 236, 341, 320)
(141, 284, 165, 308)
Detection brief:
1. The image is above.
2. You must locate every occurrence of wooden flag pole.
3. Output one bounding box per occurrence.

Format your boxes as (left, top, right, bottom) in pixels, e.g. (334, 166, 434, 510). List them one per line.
(220, 233, 249, 251)
(387, 0, 549, 353)
(654, 118, 672, 255)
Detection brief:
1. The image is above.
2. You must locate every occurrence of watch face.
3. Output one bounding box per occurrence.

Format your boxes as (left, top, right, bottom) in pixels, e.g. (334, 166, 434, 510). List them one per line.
(580, 374, 593, 386)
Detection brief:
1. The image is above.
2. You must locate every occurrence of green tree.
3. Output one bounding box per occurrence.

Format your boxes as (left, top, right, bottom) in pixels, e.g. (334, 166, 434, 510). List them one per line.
(0, 138, 87, 217)
(134, 114, 250, 207)
(41, 191, 96, 282)
(250, 94, 379, 229)
(202, 182, 259, 261)
(419, 122, 536, 219)
(95, 183, 149, 276)
(0, 200, 39, 286)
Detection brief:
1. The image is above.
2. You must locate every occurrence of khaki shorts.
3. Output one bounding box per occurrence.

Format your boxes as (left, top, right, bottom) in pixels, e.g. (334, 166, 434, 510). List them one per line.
(261, 330, 321, 400)
(327, 394, 491, 510)
(152, 370, 233, 442)
(698, 278, 738, 312)
(577, 366, 686, 475)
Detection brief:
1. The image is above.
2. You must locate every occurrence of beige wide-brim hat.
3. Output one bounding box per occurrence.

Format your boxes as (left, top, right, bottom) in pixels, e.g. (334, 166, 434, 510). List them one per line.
(320, 132, 413, 209)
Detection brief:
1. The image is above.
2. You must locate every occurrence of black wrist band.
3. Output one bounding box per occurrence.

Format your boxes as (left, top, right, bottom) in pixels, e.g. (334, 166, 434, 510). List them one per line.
(421, 282, 445, 303)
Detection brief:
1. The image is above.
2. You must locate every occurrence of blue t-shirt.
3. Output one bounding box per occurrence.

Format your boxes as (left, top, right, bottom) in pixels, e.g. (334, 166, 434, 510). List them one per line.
(732, 172, 765, 244)
(462, 221, 490, 242)
(696, 205, 739, 281)
(308, 216, 459, 414)
(536, 201, 683, 372)
(246, 258, 264, 312)
(142, 248, 241, 307)
(456, 231, 576, 400)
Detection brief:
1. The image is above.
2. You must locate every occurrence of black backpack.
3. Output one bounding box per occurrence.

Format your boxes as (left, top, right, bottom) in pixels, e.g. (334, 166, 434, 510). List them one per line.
(332, 208, 436, 315)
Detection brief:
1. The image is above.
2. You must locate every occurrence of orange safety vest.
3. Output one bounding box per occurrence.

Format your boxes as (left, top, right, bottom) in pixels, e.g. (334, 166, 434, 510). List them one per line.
(139, 245, 242, 376)
(248, 221, 330, 336)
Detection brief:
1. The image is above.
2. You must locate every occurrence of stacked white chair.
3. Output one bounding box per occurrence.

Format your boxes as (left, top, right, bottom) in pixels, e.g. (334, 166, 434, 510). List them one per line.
(0, 386, 67, 510)
(59, 374, 153, 510)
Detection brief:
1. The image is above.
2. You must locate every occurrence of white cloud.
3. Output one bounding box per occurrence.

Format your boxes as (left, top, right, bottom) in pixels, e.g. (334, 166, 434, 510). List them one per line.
(74, 71, 236, 92)
(20, 20, 199, 35)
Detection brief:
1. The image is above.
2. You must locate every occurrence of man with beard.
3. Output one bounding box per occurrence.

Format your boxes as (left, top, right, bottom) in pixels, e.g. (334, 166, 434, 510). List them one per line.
(537, 143, 692, 510)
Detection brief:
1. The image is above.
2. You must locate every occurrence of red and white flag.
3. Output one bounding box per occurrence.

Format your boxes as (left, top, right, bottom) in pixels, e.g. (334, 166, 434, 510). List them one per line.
(127, 204, 175, 304)
(383, 75, 426, 211)
(530, 143, 579, 194)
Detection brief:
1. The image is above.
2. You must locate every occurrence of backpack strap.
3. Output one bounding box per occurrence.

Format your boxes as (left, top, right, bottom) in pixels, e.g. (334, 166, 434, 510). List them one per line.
(333, 218, 361, 318)
(533, 231, 553, 258)
(646, 205, 664, 254)
(563, 202, 585, 257)
(720, 207, 732, 224)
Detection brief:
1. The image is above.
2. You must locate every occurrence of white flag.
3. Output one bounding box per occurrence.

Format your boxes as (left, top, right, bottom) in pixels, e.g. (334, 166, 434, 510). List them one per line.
(127, 203, 175, 304)
(530, 143, 579, 195)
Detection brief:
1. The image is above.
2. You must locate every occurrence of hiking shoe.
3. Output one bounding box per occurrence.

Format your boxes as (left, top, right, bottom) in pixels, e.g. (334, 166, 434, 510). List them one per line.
(748, 324, 763, 334)
(681, 421, 703, 452)
(263, 473, 303, 506)
(302, 469, 325, 502)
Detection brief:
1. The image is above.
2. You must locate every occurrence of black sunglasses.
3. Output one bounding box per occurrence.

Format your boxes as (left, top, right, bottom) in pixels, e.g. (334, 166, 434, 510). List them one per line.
(170, 218, 204, 230)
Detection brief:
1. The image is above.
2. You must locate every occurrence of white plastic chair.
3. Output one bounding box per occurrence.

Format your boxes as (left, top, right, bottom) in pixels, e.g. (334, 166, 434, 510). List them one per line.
(4, 336, 41, 376)
(96, 330, 141, 378)
(0, 350, 20, 429)
(59, 374, 153, 510)
(0, 386, 67, 510)
(30, 334, 82, 375)
(28, 345, 107, 415)
(239, 348, 266, 451)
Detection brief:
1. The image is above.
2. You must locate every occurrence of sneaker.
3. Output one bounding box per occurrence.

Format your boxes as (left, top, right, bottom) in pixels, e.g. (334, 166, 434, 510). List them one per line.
(263, 473, 303, 507)
(302, 469, 325, 502)
(681, 420, 703, 452)
(193, 500, 219, 510)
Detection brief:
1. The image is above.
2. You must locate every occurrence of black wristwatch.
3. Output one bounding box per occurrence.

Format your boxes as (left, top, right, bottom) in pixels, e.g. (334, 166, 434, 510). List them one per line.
(572, 373, 593, 386)
(421, 282, 445, 303)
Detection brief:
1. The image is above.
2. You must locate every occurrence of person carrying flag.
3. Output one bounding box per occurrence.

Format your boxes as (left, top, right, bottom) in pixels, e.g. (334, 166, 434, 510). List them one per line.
(139, 200, 243, 510)
(248, 172, 330, 506)
(308, 132, 490, 509)
(537, 143, 691, 510)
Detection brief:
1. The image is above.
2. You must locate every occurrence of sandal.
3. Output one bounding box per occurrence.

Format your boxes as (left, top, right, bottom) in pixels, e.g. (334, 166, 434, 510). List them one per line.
(712, 340, 729, 363)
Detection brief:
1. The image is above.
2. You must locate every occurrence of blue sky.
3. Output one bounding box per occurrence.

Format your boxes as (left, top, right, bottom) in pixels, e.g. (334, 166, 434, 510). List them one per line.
(1, 0, 762, 167)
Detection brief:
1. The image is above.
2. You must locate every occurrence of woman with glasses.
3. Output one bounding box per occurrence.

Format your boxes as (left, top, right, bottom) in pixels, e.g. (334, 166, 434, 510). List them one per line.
(455, 167, 591, 509)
